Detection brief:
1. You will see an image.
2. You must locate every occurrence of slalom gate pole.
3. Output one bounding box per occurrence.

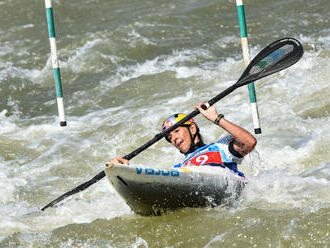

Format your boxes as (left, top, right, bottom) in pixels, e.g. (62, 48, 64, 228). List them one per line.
(236, 0, 261, 134)
(45, 0, 66, 126)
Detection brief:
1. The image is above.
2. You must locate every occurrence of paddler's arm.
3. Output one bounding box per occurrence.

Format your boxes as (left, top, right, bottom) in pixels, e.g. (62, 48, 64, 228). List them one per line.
(216, 118, 257, 156)
(195, 102, 257, 156)
(107, 156, 129, 167)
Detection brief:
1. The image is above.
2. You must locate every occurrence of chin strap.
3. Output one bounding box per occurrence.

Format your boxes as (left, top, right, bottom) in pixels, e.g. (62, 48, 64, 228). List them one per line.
(183, 126, 205, 155)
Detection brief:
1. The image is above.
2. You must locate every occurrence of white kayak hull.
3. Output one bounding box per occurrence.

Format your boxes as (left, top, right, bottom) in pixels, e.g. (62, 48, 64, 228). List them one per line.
(105, 164, 247, 216)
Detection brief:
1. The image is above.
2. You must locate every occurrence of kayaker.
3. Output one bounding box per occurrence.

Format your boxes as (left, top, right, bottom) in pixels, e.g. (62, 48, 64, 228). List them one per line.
(109, 101, 256, 176)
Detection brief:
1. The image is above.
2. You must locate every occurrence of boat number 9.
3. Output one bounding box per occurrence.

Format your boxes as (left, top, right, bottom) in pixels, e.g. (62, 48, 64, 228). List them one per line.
(196, 155, 208, 165)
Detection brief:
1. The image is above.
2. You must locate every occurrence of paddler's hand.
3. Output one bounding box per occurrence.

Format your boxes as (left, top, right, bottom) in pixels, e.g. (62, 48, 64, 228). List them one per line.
(106, 156, 129, 168)
(195, 101, 219, 123)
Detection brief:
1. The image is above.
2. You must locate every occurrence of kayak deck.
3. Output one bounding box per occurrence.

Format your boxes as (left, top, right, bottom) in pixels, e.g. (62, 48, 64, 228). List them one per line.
(105, 164, 247, 216)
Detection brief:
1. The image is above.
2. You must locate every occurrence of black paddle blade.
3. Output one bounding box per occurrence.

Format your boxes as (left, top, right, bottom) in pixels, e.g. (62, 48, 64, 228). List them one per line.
(236, 37, 304, 87)
(41, 171, 106, 211)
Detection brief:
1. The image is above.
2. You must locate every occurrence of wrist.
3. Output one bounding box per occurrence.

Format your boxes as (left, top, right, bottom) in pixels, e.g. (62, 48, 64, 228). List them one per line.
(214, 114, 224, 125)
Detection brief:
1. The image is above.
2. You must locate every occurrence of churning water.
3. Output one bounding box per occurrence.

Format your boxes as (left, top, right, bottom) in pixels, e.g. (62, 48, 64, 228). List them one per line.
(0, 0, 329, 247)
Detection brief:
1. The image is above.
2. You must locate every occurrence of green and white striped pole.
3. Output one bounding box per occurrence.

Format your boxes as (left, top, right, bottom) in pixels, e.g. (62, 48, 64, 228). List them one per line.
(236, 0, 261, 134)
(45, 0, 66, 126)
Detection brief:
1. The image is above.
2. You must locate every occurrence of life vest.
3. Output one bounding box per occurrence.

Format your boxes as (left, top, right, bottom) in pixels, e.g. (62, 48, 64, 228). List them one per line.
(173, 135, 245, 177)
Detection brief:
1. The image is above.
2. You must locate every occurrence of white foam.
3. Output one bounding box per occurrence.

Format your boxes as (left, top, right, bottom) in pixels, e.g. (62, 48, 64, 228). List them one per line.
(242, 164, 330, 210)
(1, 15, 330, 242)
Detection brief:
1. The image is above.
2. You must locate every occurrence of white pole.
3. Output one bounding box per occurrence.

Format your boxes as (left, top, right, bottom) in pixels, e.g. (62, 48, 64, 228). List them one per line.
(45, 0, 67, 126)
(236, 0, 261, 134)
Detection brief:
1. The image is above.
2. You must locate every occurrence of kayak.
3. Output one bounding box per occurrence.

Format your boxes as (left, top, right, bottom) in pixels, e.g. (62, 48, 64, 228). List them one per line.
(104, 164, 247, 216)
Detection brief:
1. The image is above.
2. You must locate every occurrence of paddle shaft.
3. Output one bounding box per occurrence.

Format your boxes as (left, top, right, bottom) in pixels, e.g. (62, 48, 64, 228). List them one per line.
(40, 84, 237, 211)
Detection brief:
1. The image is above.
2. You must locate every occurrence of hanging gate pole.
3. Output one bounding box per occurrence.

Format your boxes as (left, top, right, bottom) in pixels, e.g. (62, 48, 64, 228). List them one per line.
(236, 0, 261, 134)
(45, 0, 66, 126)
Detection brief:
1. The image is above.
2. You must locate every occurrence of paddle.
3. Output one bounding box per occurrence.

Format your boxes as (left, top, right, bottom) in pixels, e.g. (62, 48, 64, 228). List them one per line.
(41, 37, 303, 211)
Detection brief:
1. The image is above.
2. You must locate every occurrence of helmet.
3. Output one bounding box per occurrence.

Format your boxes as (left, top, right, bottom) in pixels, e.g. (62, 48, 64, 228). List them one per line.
(162, 113, 195, 131)
(162, 113, 204, 153)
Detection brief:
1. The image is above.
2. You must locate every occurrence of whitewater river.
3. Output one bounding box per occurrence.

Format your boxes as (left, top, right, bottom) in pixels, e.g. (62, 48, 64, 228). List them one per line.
(0, 0, 329, 247)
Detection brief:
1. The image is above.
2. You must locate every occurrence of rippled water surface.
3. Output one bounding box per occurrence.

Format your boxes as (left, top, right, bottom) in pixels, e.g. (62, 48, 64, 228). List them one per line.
(0, 0, 329, 247)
